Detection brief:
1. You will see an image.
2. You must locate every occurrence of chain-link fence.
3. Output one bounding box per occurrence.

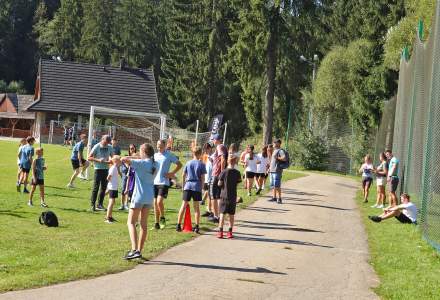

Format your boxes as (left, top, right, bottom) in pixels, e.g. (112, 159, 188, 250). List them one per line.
(388, 3, 440, 251)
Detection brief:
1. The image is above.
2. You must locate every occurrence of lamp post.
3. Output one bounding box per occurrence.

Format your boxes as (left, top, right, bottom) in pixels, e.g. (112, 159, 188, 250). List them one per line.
(300, 54, 319, 130)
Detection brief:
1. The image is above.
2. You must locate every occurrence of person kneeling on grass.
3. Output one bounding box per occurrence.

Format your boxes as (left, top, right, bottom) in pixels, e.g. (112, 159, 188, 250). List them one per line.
(368, 193, 417, 224)
(176, 146, 207, 233)
(121, 144, 158, 260)
(217, 154, 242, 239)
(28, 148, 48, 208)
(105, 156, 121, 223)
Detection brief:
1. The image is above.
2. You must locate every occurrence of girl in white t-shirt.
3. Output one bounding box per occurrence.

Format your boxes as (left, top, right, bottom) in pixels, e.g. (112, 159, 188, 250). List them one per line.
(106, 156, 121, 223)
(255, 145, 269, 194)
(244, 145, 260, 196)
(359, 154, 374, 203)
(372, 152, 388, 208)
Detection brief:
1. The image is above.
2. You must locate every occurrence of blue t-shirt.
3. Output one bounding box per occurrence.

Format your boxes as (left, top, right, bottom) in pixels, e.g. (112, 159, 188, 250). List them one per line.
(19, 145, 34, 169)
(388, 157, 399, 177)
(183, 159, 207, 192)
(154, 150, 179, 185)
(71, 141, 85, 160)
(90, 143, 114, 170)
(130, 159, 158, 204)
(34, 157, 45, 180)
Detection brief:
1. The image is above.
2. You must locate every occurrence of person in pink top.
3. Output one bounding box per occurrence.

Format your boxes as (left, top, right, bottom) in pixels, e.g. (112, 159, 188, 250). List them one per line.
(208, 134, 227, 223)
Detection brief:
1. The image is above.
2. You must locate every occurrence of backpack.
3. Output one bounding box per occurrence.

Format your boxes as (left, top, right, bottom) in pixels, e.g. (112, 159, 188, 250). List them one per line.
(39, 211, 59, 227)
(277, 149, 290, 170)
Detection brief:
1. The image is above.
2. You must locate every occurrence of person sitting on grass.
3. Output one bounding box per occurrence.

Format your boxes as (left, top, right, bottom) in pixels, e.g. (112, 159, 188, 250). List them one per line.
(18, 136, 35, 194)
(121, 143, 158, 260)
(176, 146, 206, 233)
(368, 193, 417, 224)
(359, 154, 374, 203)
(217, 154, 242, 239)
(105, 156, 121, 224)
(67, 134, 89, 188)
(28, 148, 48, 208)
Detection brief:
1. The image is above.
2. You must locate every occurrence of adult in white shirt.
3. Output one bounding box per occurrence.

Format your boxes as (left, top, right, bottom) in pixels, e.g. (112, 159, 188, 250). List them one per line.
(368, 193, 417, 224)
(244, 145, 260, 197)
(255, 145, 269, 195)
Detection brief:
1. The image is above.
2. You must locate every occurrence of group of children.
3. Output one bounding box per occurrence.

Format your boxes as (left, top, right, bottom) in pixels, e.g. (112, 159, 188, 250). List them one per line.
(16, 136, 48, 207)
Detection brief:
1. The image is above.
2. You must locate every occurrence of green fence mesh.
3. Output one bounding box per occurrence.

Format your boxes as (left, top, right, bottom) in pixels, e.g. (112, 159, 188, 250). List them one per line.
(387, 2, 440, 251)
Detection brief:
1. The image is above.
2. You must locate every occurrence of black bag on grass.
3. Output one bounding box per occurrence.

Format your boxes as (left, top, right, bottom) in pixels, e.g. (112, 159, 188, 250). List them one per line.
(39, 211, 59, 227)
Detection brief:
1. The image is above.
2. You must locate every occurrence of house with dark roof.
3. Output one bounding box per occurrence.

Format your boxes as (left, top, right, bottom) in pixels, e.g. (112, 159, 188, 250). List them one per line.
(0, 93, 35, 138)
(28, 59, 161, 140)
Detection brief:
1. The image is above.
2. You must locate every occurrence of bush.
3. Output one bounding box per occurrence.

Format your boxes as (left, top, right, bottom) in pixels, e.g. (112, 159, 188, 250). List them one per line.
(294, 129, 329, 171)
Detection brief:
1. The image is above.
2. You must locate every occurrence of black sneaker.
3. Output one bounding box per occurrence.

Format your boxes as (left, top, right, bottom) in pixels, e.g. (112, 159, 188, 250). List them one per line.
(150, 222, 160, 231)
(368, 216, 382, 223)
(202, 211, 211, 217)
(193, 225, 200, 234)
(213, 217, 219, 224)
(23, 188, 29, 194)
(118, 206, 125, 211)
(268, 198, 276, 202)
(123, 250, 141, 260)
(105, 217, 117, 223)
(16, 184, 21, 192)
(90, 206, 96, 212)
(176, 224, 182, 232)
(201, 200, 205, 205)
(277, 198, 282, 204)
(96, 205, 106, 211)
(256, 188, 261, 195)
(207, 215, 216, 222)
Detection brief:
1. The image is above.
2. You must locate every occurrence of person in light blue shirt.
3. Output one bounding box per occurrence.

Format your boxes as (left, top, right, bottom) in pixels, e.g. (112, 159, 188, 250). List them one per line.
(176, 146, 206, 233)
(88, 135, 114, 211)
(18, 136, 36, 193)
(121, 143, 158, 260)
(67, 134, 90, 188)
(152, 139, 182, 230)
(385, 149, 400, 206)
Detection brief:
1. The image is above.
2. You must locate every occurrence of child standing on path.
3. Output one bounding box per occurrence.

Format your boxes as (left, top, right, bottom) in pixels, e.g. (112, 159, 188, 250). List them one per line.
(28, 148, 48, 207)
(217, 154, 242, 239)
(18, 136, 35, 193)
(244, 145, 259, 196)
(121, 144, 158, 260)
(106, 156, 121, 223)
(176, 146, 206, 233)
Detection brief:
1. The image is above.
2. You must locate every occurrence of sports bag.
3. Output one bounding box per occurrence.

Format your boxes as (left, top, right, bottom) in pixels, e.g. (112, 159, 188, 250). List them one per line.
(39, 211, 59, 227)
(277, 149, 290, 170)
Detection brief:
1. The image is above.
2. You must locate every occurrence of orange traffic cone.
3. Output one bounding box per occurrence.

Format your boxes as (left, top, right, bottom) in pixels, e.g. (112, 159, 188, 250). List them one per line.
(182, 204, 193, 232)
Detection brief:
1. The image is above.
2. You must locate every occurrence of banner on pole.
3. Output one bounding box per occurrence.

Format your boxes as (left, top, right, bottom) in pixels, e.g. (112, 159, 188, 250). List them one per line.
(209, 114, 223, 140)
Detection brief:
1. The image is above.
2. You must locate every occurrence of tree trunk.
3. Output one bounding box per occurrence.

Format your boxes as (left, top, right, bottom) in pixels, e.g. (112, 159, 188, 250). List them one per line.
(263, 8, 279, 145)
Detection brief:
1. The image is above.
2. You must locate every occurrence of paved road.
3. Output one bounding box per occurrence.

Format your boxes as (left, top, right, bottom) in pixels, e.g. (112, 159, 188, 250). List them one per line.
(1, 173, 379, 300)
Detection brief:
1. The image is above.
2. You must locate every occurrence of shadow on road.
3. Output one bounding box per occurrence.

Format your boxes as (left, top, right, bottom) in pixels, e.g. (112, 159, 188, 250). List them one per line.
(233, 236, 333, 248)
(282, 202, 352, 211)
(237, 223, 323, 233)
(281, 188, 325, 197)
(144, 261, 287, 275)
(244, 207, 290, 213)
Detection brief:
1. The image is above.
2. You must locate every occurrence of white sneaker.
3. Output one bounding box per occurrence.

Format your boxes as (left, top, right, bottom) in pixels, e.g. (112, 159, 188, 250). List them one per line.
(377, 204, 384, 209)
(370, 204, 378, 208)
(78, 174, 86, 180)
(67, 183, 75, 188)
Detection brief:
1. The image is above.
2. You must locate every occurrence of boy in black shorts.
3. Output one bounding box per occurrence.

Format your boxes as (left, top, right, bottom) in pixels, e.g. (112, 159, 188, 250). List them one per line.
(28, 148, 48, 207)
(217, 154, 242, 239)
(176, 146, 206, 233)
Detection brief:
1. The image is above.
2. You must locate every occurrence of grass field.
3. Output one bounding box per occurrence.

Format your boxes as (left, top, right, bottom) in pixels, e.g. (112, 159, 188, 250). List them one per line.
(355, 183, 440, 299)
(0, 140, 305, 292)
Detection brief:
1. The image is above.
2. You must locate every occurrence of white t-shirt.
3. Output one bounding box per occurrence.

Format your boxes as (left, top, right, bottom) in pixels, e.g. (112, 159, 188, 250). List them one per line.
(256, 154, 269, 174)
(401, 202, 417, 223)
(107, 165, 119, 190)
(245, 153, 259, 173)
(17, 145, 24, 164)
(361, 163, 374, 178)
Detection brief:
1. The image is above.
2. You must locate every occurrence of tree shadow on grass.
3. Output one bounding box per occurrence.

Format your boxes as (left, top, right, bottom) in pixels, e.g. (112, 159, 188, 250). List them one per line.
(46, 193, 78, 199)
(144, 260, 287, 275)
(0, 210, 28, 218)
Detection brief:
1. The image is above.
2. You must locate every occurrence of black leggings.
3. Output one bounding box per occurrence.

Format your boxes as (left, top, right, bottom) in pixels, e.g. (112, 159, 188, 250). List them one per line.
(91, 169, 109, 207)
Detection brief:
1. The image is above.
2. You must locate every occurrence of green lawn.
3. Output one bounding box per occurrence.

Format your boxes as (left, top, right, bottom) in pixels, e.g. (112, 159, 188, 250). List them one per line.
(357, 183, 440, 299)
(0, 140, 306, 292)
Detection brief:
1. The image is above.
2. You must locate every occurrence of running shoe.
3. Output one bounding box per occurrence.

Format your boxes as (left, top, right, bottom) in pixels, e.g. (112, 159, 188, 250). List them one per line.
(207, 215, 216, 222)
(23, 188, 29, 194)
(123, 250, 141, 260)
(96, 205, 106, 211)
(150, 222, 160, 230)
(237, 197, 243, 204)
(66, 183, 75, 188)
(368, 216, 382, 223)
(377, 204, 384, 209)
(202, 211, 212, 217)
(226, 231, 233, 239)
(40, 202, 48, 208)
(118, 206, 125, 211)
(217, 231, 224, 239)
(256, 188, 261, 195)
(78, 174, 86, 180)
(213, 217, 219, 224)
(193, 225, 200, 234)
(90, 206, 96, 212)
(159, 217, 166, 229)
(201, 200, 205, 206)
(247, 192, 251, 197)
(176, 224, 182, 232)
(277, 198, 282, 204)
(27, 201, 33, 207)
(105, 217, 116, 224)
(268, 198, 277, 202)
(16, 184, 21, 192)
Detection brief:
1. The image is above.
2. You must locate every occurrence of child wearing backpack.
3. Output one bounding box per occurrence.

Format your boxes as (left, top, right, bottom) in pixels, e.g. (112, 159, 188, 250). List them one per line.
(268, 139, 289, 204)
(28, 148, 48, 208)
(105, 156, 121, 223)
